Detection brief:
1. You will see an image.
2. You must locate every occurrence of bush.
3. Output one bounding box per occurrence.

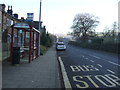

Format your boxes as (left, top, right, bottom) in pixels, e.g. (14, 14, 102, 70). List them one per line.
(69, 41, 119, 54)
(46, 37, 53, 47)
(40, 45, 47, 55)
(40, 29, 53, 48)
(92, 38, 103, 44)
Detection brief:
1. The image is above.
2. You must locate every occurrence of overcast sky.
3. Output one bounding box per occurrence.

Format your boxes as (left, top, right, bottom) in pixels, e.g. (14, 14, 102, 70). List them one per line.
(1, 0, 119, 35)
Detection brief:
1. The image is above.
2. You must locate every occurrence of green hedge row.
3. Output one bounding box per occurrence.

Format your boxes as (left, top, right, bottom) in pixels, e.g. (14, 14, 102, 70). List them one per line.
(40, 45, 48, 55)
(69, 41, 120, 54)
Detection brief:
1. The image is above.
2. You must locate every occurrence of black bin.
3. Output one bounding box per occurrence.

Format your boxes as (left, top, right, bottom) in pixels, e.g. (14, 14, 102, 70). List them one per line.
(12, 47, 20, 65)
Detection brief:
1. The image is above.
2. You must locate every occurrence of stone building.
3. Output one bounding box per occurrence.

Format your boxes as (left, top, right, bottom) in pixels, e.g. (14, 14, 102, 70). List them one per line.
(0, 4, 25, 61)
(0, 4, 42, 61)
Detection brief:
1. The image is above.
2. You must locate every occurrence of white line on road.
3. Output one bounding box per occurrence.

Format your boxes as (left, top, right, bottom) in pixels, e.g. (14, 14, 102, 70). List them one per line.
(58, 57, 72, 89)
(90, 60, 95, 62)
(108, 61, 120, 67)
(89, 55, 101, 59)
(97, 64, 103, 67)
(107, 69, 116, 74)
(89, 55, 120, 67)
(82, 55, 85, 58)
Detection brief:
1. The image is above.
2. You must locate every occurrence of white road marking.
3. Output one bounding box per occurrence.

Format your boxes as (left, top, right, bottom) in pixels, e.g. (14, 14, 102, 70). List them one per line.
(70, 65, 99, 72)
(95, 75, 116, 87)
(90, 60, 94, 62)
(82, 55, 85, 58)
(89, 55, 120, 67)
(58, 57, 72, 89)
(97, 64, 103, 67)
(107, 69, 116, 74)
(108, 61, 120, 67)
(89, 55, 101, 59)
(73, 74, 120, 88)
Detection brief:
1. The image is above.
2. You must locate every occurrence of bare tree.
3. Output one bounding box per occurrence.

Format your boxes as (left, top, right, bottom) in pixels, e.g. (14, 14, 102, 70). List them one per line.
(102, 22, 117, 38)
(102, 26, 111, 37)
(71, 13, 99, 39)
(111, 21, 117, 37)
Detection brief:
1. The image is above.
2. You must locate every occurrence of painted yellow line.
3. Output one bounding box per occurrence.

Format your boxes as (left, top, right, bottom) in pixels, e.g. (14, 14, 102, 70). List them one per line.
(58, 57, 72, 89)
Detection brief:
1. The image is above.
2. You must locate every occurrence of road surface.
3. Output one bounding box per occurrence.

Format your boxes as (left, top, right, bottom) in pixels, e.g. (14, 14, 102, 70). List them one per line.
(57, 45, 120, 89)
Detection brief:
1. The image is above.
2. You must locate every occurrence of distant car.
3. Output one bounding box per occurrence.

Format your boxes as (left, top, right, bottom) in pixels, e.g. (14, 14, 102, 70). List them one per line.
(56, 42, 66, 51)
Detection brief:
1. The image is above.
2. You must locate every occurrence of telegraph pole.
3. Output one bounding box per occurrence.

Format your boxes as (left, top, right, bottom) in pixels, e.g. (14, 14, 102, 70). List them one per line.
(38, 0, 42, 56)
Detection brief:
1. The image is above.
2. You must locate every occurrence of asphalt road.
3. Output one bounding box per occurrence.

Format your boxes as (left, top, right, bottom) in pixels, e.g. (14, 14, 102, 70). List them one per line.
(57, 45, 120, 89)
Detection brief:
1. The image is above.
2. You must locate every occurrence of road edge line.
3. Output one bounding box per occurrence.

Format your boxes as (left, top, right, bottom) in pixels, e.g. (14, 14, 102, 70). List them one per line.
(58, 56, 72, 89)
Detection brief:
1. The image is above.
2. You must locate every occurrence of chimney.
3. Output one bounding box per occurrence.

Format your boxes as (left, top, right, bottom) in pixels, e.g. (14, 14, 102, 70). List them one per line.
(7, 5, 13, 15)
(14, 13, 18, 19)
(21, 17, 24, 21)
(0, 4, 6, 11)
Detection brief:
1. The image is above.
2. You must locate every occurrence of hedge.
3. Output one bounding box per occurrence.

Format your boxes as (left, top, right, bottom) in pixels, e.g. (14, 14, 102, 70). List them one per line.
(40, 45, 47, 55)
(69, 41, 120, 54)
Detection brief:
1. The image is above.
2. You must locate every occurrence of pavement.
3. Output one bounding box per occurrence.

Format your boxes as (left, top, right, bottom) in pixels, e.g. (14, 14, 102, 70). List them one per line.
(2, 45, 61, 89)
(0, 62, 2, 90)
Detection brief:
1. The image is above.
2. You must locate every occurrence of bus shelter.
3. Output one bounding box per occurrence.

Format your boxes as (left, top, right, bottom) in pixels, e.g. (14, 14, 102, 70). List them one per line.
(10, 23, 40, 63)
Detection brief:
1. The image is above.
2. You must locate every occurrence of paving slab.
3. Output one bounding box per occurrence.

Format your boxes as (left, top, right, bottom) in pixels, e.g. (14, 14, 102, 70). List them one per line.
(2, 46, 61, 88)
